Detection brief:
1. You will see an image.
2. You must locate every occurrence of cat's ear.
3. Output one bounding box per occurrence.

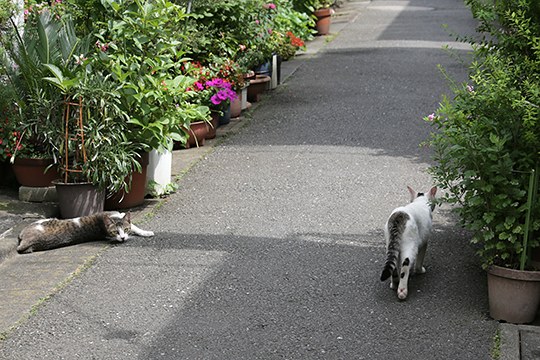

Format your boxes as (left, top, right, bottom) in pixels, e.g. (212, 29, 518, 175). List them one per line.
(103, 215, 113, 227)
(407, 186, 416, 202)
(125, 212, 131, 222)
(428, 186, 437, 199)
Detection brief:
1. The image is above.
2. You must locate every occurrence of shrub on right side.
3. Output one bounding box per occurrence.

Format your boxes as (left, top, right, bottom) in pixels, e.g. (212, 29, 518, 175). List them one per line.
(426, 0, 540, 270)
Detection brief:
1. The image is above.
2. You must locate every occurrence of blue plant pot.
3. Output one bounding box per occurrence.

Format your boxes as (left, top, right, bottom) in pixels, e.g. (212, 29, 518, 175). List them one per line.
(219, 105, 232, 126)
(254, 60, 272, 78)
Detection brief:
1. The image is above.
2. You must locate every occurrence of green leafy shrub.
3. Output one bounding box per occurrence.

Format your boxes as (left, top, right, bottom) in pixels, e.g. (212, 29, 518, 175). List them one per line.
(93, 0, 208, 152)
(426, 0, 540, 269)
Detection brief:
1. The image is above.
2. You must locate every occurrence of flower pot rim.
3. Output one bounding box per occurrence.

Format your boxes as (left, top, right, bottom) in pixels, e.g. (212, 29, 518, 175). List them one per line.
(249, 75, 271, 84)
(314, 7, 334, 17)
(13, 157, 56, 165)
(488, 264, 540, 281)
(52, 179, 96, 186)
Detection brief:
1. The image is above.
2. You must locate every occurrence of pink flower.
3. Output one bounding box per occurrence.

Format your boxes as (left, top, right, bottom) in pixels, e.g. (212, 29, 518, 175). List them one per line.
(255, 19, 260, 25)
(210, 94, 222, 106)
(466, 85, 474, 93)
(194, 81, 204, 91)
(427, 113, 435, 122)
(239, 44, 246, 51)
(95, 40, 109, 52)
(263, 3, 276, 9)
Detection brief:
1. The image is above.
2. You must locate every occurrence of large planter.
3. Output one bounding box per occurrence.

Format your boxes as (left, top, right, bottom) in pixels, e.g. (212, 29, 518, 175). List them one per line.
(105, 152, 149, 210)
(12, 158, 60, 187)
(314, 7, 333, 35)
(247, 75, 271, 103)
(186, 121, 209, 148)
(53, 181, 105, 219)
(487, 265, 540, 324)
(219, 104, 232, 126)
(146, 149, 172, 197)
(240, 86, 250, 111)
(206, 111, 220, 140)
(271, 54, 282, 89)
(231, 90, 242, 118)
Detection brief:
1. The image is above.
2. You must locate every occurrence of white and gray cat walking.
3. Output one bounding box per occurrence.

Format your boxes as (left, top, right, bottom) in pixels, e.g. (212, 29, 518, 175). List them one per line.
(380, 186, 437, 300)
(17, 211, 154, 254)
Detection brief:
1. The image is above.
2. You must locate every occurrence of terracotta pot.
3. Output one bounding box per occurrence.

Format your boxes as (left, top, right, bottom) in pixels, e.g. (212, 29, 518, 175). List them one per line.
(231, 91, 242, 118)
(105, 152, 149, 210)
(206, 111, 220, 139)
(186, 121, 209, 148)
(53, 181, 105, 219)
(247, 75, 271, 103)
(314, 7, 333, 35)
(12, 158, 60, 187)
(487, 265, 540, 324)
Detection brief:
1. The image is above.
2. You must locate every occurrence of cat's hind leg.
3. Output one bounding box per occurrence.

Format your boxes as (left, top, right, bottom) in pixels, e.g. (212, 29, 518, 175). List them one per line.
(415, 242, 427, 274)
(130, 224, 154, 237)
(390, 268, 399, 289)
(397, 258, 411, 300)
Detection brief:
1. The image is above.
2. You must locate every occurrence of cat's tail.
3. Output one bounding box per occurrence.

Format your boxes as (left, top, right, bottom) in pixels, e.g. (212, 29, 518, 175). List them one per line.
(380, 211, 410, 281)
(380, 248, 399, 281)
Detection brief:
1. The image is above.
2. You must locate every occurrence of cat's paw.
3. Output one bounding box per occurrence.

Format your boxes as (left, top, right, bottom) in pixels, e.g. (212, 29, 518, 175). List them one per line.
(397, 287, 408, 300)
(139, 230, 154, 237)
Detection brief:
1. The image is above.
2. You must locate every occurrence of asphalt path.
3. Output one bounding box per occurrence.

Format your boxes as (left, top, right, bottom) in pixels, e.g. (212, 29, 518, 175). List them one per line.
(0, 0, 498, 359)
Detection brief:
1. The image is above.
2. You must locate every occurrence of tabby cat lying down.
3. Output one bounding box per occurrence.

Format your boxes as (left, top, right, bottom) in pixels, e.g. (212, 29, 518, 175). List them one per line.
(17, 211, 154, 254)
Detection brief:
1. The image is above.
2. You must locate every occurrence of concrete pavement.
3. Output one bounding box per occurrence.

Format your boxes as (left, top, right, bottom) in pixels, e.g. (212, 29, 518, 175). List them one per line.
(0, 1, 538, 358)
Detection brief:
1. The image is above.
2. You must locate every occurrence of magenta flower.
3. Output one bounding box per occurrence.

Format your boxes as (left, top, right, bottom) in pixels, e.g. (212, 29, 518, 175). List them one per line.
(264, 3, 276, 9)
(210, 94, 222, 105)
(206, 78, 224, 88)
(194, 81, 204, 91)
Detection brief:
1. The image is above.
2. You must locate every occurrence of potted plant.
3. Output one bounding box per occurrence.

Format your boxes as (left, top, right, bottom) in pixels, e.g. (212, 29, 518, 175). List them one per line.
(426, 0, 540, 324)
(22, 4, 148, 215)
(92, 0, 209, 195)
(306, 0, 335, 35)
(0, 7, 69, 186)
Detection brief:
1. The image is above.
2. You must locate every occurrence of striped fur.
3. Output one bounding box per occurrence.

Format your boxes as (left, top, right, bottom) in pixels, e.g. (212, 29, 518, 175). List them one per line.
(380, 211, 410, 281)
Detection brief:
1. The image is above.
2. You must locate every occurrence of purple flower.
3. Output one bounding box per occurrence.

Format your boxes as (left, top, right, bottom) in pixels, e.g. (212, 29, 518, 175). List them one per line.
(210, 94, 222, 106)
(194, 81, 204, 91)
(207, 78, 224, 88)
(217, 90, 229, 101)
(427, 113, 435, 122)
